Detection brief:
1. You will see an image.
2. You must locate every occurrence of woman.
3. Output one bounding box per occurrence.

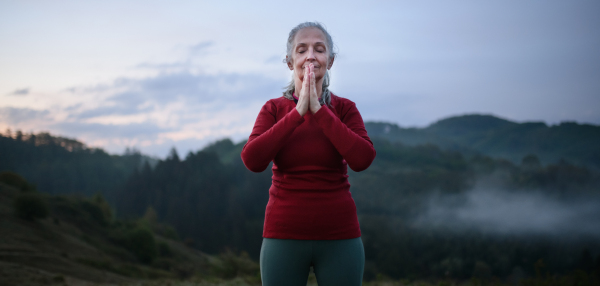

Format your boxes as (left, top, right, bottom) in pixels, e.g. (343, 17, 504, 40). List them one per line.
(241, 22, 376, 286)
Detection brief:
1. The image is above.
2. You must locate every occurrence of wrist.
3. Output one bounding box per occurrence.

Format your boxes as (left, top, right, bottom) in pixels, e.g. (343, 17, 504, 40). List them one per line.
(310, 103, 321, 114)
(296, 105, 306, 116)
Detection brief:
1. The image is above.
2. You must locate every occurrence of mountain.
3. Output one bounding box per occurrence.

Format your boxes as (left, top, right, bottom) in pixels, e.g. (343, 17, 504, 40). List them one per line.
(365, 114, 600, 168)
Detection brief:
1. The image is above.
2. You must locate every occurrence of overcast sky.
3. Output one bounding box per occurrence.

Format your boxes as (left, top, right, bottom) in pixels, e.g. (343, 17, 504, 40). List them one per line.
(1, 0, 599, 157)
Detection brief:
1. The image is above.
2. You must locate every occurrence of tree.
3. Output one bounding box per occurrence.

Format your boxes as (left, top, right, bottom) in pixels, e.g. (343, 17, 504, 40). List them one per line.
(14, 193, 48, 221)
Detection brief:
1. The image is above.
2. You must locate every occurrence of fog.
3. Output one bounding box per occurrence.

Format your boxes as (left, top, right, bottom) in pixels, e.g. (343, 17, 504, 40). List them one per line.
(413, 187, 600, 238)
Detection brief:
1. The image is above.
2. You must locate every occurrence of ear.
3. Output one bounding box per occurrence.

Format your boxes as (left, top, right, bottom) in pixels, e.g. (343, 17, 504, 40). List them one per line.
(327, 56, 335, 70)
(286, 56, 293, 70)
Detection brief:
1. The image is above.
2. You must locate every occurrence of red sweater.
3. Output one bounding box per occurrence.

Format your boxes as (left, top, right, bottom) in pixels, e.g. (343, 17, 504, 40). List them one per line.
(241, 94, 376, 240)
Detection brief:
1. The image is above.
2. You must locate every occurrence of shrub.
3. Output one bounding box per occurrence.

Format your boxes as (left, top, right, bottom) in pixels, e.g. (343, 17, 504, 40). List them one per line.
(0, 171, 36, 192)
(14, 193, 48, 220)
(91, 193, 113, 222)
(157, 241, 172, 257)
(214, 249, 260, 279)
(80, 200, 109, 227)
(128, 226, 158, 264)
(155, 224, 180, 240)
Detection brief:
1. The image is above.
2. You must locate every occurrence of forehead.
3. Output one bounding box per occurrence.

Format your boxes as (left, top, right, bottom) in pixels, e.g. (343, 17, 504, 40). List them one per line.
(293, 27, 328, 46)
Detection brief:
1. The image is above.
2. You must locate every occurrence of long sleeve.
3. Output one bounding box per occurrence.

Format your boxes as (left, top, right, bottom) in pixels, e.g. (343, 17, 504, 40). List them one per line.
(246, 95, 371, 240)
(241, 100, 305, 172)
(313, 101, 376, 172)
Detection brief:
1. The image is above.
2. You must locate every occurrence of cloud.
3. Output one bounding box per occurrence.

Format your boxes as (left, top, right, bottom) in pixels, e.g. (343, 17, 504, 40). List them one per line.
(2, 37, 290, 157)
(265, 55, 283, 64)
(135, 41, 215, 72)
(7, 88, 30, 96)
(75, 100, 154, 119)
(69, 71, 283, 118)
(136, 61, 192, 71)
(0, 107, 50, 125)
(36, 70, 285, 156)
(189, 41, 214, 55)
(52, 121, 170, 139)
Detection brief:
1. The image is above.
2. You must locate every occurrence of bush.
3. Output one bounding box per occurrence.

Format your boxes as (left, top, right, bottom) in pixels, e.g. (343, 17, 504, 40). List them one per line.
(214, 249, 260, 279)
(14, 193, 48, 220)
(128, 226, 158, 264)
(91, 193, 113, 222)
(155, 224, 180, 240)
(157, 241, 172, 257)
(0, 171, 36, 192)
(80, 200, 109, 227)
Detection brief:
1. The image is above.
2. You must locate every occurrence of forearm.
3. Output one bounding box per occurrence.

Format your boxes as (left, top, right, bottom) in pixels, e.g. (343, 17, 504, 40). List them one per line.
(241, 108, 305, 172)
(313, 106, 376, 172)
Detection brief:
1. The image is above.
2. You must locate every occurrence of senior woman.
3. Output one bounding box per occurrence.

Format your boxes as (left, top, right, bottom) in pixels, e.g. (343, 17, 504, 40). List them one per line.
(241, 22, 376, 286)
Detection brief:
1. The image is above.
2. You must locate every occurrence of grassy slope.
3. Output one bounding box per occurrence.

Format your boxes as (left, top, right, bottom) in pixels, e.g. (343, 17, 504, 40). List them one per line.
(0, 183, 260, 286)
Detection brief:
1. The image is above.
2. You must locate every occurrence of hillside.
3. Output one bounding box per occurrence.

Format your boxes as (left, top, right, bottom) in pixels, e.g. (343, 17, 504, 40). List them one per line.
(365, 114, 600, 168)
(0, 132, 158, 202)
(0, 177, 260, 286)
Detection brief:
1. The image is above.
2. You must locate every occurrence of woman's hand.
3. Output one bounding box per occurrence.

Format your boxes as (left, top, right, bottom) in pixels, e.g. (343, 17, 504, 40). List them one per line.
(295, 64, 311, 116)
(295, 63, 321, 116)
(308, 64, 321, 114)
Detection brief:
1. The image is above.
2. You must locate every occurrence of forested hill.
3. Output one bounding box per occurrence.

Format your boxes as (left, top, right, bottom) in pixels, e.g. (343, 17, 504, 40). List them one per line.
(0, 131, 156, 201)
(365, 114, 600, 168)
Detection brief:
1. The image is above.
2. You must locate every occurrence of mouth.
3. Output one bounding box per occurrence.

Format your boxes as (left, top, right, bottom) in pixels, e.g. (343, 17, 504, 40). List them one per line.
(303, 65, 320, 69)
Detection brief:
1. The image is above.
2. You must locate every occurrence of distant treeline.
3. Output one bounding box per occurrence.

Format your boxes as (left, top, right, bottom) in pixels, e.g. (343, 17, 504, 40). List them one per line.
(0, 130, 154, 201)
(366, 114, 600, 169)
(1, 118, 600, 281)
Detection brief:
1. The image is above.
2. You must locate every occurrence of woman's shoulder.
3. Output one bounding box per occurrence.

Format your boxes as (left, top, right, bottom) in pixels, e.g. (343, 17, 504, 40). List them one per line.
(330, 93, 357, 112)
(331, 93, 355, 105)
(264, 96, 294, 106)
(258, 96, 294, 115)
(261, 96, 293, 108)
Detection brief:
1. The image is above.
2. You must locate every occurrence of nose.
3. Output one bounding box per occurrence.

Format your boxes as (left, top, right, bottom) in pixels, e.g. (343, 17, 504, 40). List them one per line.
(306, 48, 316, 62)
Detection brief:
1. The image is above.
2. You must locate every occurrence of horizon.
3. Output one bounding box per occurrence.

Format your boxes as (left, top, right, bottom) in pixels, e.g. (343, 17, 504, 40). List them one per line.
(3, 112, 597, 159)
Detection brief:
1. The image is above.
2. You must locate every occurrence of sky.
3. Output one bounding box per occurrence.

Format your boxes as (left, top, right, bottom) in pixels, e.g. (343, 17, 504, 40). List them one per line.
(1, 0, 599, 158)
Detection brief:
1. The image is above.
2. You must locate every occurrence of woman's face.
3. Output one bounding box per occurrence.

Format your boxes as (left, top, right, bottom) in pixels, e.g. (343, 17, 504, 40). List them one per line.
(288, 27, 334, 83)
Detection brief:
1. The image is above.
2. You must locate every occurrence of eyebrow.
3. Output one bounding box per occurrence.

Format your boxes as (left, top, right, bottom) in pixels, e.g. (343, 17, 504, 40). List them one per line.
(295, 42, 327, 48)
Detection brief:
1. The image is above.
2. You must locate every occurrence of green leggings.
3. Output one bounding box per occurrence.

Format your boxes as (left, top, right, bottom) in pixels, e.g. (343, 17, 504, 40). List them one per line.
(260, 237, 364, 286)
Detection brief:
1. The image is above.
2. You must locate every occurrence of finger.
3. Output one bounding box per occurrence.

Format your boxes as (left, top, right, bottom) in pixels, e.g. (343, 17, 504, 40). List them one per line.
(308, 64, 315, 88)
(305, 73, 311, 90)
(311, 72, 316, 94)
(302, 69, 310, 93)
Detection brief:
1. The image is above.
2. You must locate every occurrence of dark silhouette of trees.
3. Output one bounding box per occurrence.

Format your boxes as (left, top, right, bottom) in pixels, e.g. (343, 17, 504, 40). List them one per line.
(0, 131, 151, 201)
(117, 139, 270, 256)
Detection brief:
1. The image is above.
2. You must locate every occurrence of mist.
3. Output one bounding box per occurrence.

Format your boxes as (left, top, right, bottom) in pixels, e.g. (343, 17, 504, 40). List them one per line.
(413, 187, 600, 238)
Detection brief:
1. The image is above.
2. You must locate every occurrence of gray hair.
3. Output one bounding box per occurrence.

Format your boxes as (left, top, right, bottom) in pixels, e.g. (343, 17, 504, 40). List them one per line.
(282, 22, 337, 106)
